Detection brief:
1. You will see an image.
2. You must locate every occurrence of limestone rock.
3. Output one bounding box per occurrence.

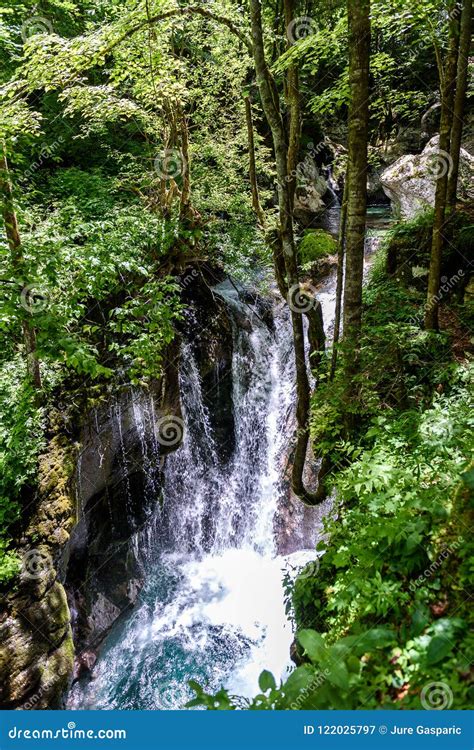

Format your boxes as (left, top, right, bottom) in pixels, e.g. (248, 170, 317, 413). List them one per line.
(381, 136, 474, 218)
(294, 154, 330, 220)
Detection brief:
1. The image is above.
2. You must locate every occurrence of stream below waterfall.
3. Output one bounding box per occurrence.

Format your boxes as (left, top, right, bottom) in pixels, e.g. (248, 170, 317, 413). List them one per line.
(68, 207, 392, 710)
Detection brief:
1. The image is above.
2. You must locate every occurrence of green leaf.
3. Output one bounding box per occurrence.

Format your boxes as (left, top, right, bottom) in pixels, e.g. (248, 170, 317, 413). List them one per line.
(426, 635, 454, 665)
(410, 607, 430, 637)
(353, 628, 396, 653)
(188, 679, 203, 694)
(298, 630, 327, 662)
(258, 670, 276, 693)
(282, 665, 315, 701)
(323, 657, 350, 690)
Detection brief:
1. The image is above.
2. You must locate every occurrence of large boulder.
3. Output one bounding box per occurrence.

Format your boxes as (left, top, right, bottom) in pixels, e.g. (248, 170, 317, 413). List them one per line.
(381, 136, 474, 218)
(294, 154, 331, 221)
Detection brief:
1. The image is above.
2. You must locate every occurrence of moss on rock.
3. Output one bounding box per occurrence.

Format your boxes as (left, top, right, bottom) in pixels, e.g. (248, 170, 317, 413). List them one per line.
(299, 229, 338, 266)
(0, 433, 77, 709)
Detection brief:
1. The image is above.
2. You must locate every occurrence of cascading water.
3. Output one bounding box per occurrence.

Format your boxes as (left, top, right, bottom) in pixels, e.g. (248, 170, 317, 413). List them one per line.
(69, 282, 311, 709)
(69, 210, 391, 710)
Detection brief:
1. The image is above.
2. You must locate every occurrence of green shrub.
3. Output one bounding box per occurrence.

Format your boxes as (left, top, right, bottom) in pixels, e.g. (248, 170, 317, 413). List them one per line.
(455, 224, 474, 255)
(0, 358, 45, 583)
(0, 540, 21, 584)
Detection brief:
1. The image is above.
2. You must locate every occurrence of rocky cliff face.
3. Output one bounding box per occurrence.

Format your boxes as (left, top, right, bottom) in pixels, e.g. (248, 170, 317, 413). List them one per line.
(0, 264, 237, 709)
(65, 371, 181, 659)
(293, 154, 332, 222)
(66, 265, 238, 683)
(0, 437, 76, 709)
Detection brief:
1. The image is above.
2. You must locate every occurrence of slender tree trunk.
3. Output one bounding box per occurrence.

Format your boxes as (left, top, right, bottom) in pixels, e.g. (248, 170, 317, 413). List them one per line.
(283, 0, 301, 208)
(425, 2, 461, 330)
(330, 175, 348, 380)
(446, 0, 472, 213)
(0, 152, 41, 388)
(342, 0, 370, 366)
(244, 96, 266, 226)
(179, 110, 192, 221)
(249, 0, 325, 505)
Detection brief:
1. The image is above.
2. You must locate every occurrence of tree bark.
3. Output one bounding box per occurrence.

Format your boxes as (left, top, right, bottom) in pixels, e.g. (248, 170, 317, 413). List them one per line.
(446, 0, 472, 213)
(0, 151, 41, 388)
(178, 108, 192, 221)
(330, 175, 348, 380)
(425, 2, 461, 330)
(244, 96, 266, 226)
(342, 0, 370, 365)
(249, 0, 325, 505)
(283, 0, 301, 208)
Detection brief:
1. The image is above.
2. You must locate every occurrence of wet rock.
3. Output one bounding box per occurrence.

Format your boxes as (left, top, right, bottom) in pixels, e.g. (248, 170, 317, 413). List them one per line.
(0, 581, 74, 709)
(72, 650, 97, 683)
(179, 266, 236, 463)
(464, 274, 474, 301)
(367, 167, 390, 204)
(66, 384, 172, 651)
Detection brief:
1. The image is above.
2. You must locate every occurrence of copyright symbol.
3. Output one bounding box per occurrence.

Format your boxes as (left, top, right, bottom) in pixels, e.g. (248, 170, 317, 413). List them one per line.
(379, 725, 388, 735)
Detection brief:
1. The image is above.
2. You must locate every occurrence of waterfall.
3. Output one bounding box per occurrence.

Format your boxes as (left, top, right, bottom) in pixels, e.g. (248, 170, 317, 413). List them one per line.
(68, 215, 391, 711)
(68, 280, 307, 710)
(323, 165, 341, 208)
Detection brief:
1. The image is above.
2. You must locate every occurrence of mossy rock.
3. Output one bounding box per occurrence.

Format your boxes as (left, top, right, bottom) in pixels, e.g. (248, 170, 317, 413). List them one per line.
(299, 229, 337, 265)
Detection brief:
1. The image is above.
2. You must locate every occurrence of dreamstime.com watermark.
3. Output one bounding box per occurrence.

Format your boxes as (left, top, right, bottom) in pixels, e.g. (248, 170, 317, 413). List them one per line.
(409, 537, 462, 592)
(287, 282, 319, 313)
(21, 15, 53, 42)
(286, 16, 318, 44)
(8, 723, 126, 741)
(19, 283, 51, 313)
(286, 139, 326, 184)
(409, 270, 465, 326)
(19, 679, 57, 710)
(156, 414, 185, 447)
(289, 667, 330, 709)
(154, 148, 186, 180)
(420, 681, 453, 710)
(23, 137, 64, 180)
(21, 548, 53, 580)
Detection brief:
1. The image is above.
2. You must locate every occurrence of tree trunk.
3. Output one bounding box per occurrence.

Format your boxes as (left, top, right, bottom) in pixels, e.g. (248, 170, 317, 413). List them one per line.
(330, 175, 348, 380)
(244, 96, 266, 226)
(342, 0, 370, 366)
(179, 109, 192, 221)
(446, 0, 472, 213)
(0, 152, 41, 389)
(249, 0, 325, 505)
(283, 0, 301, 208)
(424, 3, 461, 330)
